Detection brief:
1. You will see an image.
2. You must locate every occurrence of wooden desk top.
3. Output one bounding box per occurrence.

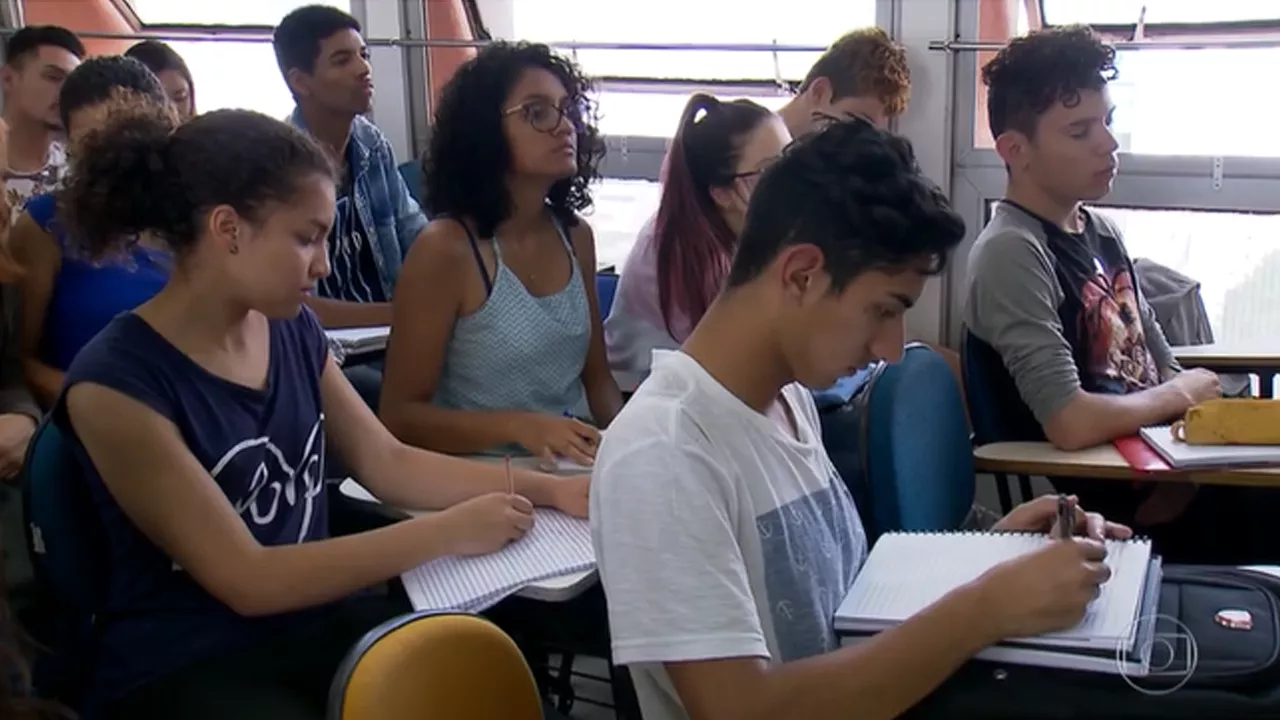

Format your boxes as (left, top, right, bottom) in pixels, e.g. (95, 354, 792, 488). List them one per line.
(974, 441, 1280, 487)
(1172, 344, 1280, 368)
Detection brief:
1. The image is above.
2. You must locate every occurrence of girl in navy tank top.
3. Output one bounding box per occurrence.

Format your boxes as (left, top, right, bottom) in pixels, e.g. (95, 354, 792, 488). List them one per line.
(51, 104, 588, 719)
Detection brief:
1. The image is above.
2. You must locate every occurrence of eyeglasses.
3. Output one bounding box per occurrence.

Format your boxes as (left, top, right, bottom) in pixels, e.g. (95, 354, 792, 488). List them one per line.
(503, 98, 584, 134)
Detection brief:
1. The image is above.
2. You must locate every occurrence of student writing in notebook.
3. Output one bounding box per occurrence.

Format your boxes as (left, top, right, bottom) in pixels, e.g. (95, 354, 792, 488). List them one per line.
(51, 108, 587, 719)
(590, 120, 1131, 720)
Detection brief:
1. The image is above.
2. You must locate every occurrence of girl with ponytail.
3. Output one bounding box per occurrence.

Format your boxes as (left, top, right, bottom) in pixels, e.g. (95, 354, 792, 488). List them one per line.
(604, 92, 789, 374)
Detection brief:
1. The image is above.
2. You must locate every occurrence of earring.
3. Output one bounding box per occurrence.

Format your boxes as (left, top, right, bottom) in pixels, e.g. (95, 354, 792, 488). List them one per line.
(229, 227, 240, 255)
(229, 244, 240, 255)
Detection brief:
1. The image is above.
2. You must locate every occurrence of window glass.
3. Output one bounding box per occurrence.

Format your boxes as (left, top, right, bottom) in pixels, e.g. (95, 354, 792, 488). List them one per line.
(127, 0, 349, 26)
(1042, 0, 1280, 26)
(507, 0, 878, 81)
(161, 40, 297, 118)
(589, 178, 662, 270)
(973, 0, 1280, 156)
(595, 90, 790, 138)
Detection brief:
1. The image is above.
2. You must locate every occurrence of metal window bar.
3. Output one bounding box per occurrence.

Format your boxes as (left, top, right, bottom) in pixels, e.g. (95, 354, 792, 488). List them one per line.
(933, 36, 1280, 52)
(0, 26, 831, 55)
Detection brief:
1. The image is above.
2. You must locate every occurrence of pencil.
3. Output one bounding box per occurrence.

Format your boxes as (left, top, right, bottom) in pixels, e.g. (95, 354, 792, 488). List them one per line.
(504, 455, 513, 496)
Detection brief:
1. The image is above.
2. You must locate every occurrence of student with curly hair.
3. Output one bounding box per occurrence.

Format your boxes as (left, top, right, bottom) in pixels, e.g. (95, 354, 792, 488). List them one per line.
(11, 56, 175, 411)
(776, 27, 910, 137)
(592, 119, 1130, 720)
(50, 106, 587, 718)
(380, 41, 621, 467)
(124, 40, 195, 122)
(960, 27, 1280, 563)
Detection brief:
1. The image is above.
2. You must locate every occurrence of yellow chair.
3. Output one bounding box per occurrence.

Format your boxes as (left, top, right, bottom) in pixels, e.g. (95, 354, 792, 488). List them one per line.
(327, 611, 545, 720)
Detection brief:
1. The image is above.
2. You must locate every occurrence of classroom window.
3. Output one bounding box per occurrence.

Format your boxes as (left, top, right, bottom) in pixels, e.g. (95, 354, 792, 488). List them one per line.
(984, 200, 1280, 343)
(594, 89, 789, 138)
(125, 0, 349, 26)
(972, 1, 1280, 156)
(1040, 0, 1280, 25)
(507, 0, 878, 82)
(588, 177, 662, 271)
(119, 2, 352, 120)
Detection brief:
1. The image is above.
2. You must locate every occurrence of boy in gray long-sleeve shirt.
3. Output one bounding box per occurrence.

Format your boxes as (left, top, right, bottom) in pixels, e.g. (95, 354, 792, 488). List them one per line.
(960, 27, 1280, 564)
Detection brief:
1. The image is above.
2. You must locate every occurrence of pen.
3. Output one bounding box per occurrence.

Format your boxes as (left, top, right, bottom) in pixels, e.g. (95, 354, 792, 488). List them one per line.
(1057, 494, 1073, 540)
(504, 455, 513, 496)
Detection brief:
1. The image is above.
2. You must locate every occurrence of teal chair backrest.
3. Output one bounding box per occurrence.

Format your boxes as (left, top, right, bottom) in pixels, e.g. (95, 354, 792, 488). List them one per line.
(22, 418, 103, 615)
(398, 161, 424, 206)
(859, 344, 974, 539)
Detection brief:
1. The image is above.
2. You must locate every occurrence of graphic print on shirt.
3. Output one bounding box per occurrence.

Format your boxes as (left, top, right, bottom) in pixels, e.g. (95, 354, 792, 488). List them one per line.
(211, 414, 326, 543)
(1076, 259, 1158, 395)
(318, 194, 382, 303)
(757, 475, 865, 662)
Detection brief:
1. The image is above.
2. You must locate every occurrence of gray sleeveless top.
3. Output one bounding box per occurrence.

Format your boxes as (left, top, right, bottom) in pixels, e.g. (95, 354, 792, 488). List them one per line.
(434, 217, 591, 448)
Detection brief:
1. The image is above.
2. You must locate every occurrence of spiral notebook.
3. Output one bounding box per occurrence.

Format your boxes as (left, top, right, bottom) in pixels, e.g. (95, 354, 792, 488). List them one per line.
(400, 508, 596, 613)
(1139, 424, 1280, 469)
(835, 531, 1159, 674)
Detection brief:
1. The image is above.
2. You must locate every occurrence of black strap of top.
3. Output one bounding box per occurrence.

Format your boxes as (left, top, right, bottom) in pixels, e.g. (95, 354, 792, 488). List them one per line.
(443, 215, 493, 298)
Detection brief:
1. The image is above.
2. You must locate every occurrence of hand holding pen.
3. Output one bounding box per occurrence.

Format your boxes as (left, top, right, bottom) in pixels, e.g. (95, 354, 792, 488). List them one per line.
(992, 494, 1134, 540)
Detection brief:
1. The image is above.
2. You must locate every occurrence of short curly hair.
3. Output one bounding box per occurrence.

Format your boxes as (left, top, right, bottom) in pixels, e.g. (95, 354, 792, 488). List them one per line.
(801, 28, 911, 118)
(727, 119, 964, 291)
(982, 25, 1118, 139)
(423, 41, 604, 238)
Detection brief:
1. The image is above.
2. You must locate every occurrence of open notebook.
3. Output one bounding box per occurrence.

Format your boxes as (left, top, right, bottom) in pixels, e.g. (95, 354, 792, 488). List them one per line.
(835, 531, 1160, 675)
(1140, 424, 1280, 469)
(400, 509, 596, 613)
(325, 326, 390, 355)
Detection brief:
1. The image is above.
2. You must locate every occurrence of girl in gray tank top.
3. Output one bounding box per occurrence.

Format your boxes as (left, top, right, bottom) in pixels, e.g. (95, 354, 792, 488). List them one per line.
(379, 41, 622, 467)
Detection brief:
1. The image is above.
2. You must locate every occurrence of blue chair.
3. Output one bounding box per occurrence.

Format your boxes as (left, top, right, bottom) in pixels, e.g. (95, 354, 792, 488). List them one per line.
(22, 417, 104, 705)
(960, 330, 1039, 512)
(23, 417, 103, 613)
(398, 161, 424, 206)
(596, 271, 619, 318)
(856, 343, 974, 540)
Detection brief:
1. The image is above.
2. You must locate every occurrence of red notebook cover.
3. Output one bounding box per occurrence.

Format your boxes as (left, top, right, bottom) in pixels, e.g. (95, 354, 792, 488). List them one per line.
(1113, 435, 1173, 473)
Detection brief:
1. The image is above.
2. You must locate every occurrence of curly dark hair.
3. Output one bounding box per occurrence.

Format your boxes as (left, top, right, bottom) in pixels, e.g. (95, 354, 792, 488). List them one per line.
(58, 108, 335, 260)
(424, 41, 604, 238)
(981, 25, 1118, 139)
(727, 119, 964, 291)
(58, 55, 169, 133)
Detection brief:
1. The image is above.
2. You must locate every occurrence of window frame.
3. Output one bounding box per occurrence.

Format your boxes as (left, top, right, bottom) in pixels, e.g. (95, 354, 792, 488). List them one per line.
(957, 0, 1280, 181)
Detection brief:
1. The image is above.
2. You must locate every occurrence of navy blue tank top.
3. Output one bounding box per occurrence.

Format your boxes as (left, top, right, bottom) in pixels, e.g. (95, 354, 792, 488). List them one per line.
(54, 307, 331, 704)
(26, 193, 171, 370)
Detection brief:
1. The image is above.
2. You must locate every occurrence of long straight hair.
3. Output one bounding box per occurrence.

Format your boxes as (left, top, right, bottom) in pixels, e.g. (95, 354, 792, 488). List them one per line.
(652, 94, 772, 339)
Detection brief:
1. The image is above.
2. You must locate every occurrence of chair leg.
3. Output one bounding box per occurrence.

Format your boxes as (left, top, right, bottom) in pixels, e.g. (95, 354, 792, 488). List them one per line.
(994, 473, 1014, 514)
(553, 653, 576, 715)
(1017, 475, 1034, 505)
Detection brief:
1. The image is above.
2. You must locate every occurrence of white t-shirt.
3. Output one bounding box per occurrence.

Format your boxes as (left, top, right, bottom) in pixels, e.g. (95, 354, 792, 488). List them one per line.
(590, 350, 867, 720)
(5, 142, 66, 226)
(603, 214, 691, 374)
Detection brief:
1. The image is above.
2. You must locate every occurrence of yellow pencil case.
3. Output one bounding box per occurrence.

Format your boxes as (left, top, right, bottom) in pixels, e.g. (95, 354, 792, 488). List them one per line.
(1171, 398, 1280, 446)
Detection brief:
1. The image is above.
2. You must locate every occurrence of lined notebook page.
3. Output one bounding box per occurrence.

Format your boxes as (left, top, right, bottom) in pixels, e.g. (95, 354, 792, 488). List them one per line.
(401, 509, 595, 613)
(836, 532, 1152, 650)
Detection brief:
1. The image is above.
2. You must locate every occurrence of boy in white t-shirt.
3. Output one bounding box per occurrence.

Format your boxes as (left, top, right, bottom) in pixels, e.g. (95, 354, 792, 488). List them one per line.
(590, 119, 1133, 720)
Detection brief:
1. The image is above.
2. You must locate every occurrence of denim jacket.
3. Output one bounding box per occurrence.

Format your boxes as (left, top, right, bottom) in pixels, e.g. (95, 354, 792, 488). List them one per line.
(288, 108, 428, 298)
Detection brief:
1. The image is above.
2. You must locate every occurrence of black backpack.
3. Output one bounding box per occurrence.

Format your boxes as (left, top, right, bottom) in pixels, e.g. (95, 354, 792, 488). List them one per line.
(907, 565, 1280, 719)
